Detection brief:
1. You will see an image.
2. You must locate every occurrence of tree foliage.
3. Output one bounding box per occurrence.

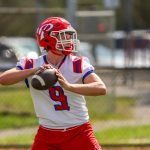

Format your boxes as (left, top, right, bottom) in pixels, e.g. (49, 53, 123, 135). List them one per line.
(116, 0, 150, 30)
(134, 0, 150, 29)
(0, 0, 149, 36)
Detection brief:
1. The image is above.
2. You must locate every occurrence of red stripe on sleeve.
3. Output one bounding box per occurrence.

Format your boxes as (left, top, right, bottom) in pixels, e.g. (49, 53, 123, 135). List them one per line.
(24, 58, 29, 69)
(78, 58, 82, 73)
(30, 59, 33, 68)
(24, 58, 33, 69)
(73, 59, 77, 72)
(73, 57, 82, 73)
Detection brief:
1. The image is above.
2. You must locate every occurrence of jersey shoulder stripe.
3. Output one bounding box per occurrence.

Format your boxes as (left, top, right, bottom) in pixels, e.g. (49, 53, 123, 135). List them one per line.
(25, 58, 33, 69)
(43, 55, 49, 64)
(72, 56, 82, 73)
(24, 57, 34, 88)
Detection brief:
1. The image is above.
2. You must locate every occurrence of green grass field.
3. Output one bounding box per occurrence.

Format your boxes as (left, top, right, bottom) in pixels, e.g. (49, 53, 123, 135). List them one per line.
(0, 125, 150, 145)
(1, 83, 146, 145)
(95, 125, 150, 144)
(0, 83, 135, 129)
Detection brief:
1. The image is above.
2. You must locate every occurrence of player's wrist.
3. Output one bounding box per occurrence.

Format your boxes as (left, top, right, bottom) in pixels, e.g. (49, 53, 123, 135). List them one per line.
(32, 67, 41, 75)
(34, 65, 53, 75)
(66, 83, 74, 91)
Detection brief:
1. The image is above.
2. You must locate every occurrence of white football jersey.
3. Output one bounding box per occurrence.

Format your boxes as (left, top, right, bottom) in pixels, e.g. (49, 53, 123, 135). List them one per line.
(16, 54, 94, 129)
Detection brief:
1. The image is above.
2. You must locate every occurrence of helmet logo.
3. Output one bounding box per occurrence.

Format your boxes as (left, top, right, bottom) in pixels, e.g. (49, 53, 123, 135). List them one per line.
(37, 23, 54, 40)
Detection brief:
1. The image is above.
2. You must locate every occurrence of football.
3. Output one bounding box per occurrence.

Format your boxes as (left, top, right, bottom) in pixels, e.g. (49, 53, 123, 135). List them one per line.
(31, 68, 58, 90)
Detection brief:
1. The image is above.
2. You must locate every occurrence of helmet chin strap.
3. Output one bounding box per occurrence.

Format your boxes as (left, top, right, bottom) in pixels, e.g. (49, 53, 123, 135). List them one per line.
(45, 47, 62, 56)
(51, 48, 73, 56)
(51, 50, 63, 56)
(46, 47, 72, 56)
(51, 49, 66, 56)
(62, 51, 72, 55)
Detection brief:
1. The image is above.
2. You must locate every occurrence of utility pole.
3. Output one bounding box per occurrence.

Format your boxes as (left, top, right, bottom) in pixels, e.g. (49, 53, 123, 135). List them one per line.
(66, 0, 77, 28)
(35, 0, 44, 27)
(126, 0, 134, 33)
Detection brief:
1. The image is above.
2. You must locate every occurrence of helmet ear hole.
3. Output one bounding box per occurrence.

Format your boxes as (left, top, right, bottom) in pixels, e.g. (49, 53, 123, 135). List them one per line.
(44, 39, 49, 42)
(48, 31, 51, 35)
(47, 46, 51, 50)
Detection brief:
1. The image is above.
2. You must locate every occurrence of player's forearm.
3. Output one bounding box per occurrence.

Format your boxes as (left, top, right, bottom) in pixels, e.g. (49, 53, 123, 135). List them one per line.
(0, 68, 37, 85)
(67, 82, 107, 96)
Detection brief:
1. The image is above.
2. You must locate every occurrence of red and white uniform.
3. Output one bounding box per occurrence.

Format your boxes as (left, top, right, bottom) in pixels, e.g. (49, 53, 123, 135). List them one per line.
(16, 54, 94, 129)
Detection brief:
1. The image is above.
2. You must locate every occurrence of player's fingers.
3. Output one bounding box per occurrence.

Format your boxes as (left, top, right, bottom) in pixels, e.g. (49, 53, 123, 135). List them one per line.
(57, 69, 61, 73)
(57, 75, 63, 81)
(55, 71, 62, 77)
(35, 66, 45, 74)
(57, 73, 64, 81)
(43, 64, 53, 69)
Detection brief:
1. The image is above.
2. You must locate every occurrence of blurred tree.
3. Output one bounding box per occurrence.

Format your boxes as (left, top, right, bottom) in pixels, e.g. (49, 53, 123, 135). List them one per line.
(0, 0, 149, 37)
(115, 0, 133, 31)
(0, 0, 65, 37)
(0, 0, 35, 7)
(78, 0, 103, 10)
(116, 0, 150, 30)
(134, 0, 150, 29)
(0, 0, 66, 7)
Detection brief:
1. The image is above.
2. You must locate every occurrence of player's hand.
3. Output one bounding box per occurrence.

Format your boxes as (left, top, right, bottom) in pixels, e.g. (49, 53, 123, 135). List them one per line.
(35, 64, 53, 74)
(56, 70, 71, 90)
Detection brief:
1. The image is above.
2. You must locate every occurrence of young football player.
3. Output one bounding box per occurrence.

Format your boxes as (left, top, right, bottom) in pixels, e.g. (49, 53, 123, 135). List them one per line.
(0, 17, 107, 150)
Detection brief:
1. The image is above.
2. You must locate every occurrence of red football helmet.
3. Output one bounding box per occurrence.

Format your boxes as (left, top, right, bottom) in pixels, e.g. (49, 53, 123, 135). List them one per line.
(36, 17, 79, 55)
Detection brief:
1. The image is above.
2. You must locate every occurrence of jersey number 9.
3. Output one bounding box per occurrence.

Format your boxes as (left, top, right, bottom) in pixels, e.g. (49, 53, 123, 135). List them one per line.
(49, 86, 70, 111)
